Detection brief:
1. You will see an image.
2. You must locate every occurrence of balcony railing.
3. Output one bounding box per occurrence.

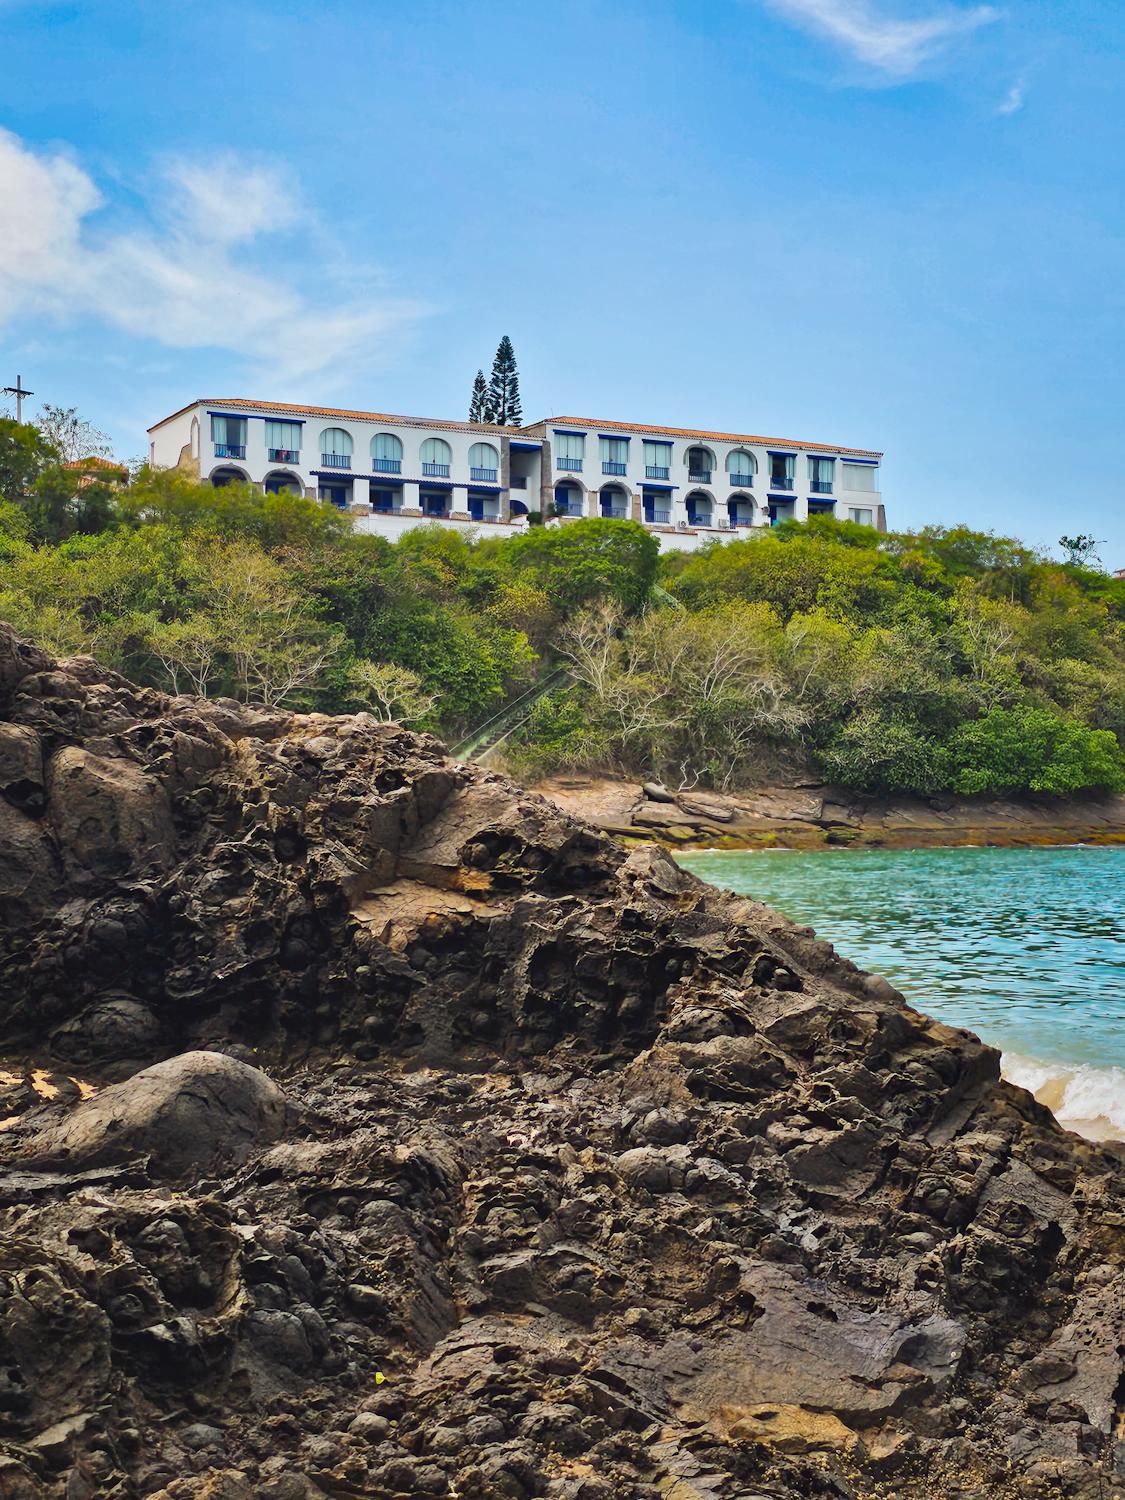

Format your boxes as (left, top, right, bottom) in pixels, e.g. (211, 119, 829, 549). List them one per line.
(471, 467, 498, 483)
(645, 509, 671, 525)
(268, 448, 299, 464)
(371, 457, 401, 474)
(214, 443, 245, 460)
(321, 452, 351, 469)
(687, 512, 713, 527)
(554, 503, 578, 518)
(728, 473, 754, 487)
(602, 460, 627, 476)
(511, 475, 528, 489)
(645, 465, 670, 480)
(600, 506, 627, 519)
(422, 462, 450, 478)
(730, 515, 754, 527)
(810, 480, 833, 494)
(557, 456, 583, 472)
(770, 475, 794, 490)
(688, 469, 711, 484)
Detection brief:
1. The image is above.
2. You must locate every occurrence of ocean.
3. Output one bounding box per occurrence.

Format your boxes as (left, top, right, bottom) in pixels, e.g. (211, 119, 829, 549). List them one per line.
(677, 845, 1125, 1142)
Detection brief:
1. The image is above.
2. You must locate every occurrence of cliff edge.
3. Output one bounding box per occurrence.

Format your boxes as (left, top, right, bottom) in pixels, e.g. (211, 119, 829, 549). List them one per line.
(0, 624, 1121, 1500)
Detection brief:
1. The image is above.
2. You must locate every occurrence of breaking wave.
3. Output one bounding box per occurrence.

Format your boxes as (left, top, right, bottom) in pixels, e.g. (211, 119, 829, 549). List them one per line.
(1002, 1053, 1125, 1142)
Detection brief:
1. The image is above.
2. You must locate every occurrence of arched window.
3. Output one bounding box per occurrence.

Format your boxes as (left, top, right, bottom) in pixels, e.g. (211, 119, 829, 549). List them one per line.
(320, 428, 353, 468)
(190, 417, 199, 459)
(371, 433, 403, 473)
(686, 446, 715, 481)
(726, 449, 756, 484)
(469, 442, 499, 481)
(420, 437, 452, 477)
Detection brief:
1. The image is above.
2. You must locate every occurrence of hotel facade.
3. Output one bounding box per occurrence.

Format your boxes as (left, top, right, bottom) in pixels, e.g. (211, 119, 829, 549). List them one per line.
(148, 398, 886, 551)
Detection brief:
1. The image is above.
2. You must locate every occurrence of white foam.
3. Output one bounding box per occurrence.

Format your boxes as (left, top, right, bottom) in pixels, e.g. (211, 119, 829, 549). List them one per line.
(1002, 1053, 1125, 1142)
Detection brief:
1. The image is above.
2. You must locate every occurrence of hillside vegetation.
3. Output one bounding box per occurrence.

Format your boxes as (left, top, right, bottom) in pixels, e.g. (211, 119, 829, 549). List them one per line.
(2, 414, 1124, 798)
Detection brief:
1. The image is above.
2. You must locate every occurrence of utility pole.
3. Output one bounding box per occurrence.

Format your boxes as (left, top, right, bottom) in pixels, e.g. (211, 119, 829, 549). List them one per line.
(2, 375, 33, 423)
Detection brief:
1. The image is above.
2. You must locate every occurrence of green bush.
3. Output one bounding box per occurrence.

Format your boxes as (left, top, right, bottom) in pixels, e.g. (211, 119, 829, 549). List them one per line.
(949, 707, 1125, 795)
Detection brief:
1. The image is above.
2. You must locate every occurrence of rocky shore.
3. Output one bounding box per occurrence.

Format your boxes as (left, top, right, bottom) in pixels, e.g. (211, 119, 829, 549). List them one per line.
(535, 776, 1125, 850)
(0, 623, 1123, 1499)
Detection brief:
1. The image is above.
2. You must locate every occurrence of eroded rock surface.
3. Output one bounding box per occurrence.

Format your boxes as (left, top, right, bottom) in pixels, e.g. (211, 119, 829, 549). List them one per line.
(0, 623, 1122, 1499)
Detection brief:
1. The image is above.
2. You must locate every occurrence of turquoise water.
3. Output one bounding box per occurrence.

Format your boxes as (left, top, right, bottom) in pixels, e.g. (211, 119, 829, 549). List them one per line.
(678, 846, 1125, 1139)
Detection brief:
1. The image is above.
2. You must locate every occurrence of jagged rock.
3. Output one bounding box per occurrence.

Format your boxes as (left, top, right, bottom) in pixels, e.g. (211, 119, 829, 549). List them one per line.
(0, 623, 1121, 1500)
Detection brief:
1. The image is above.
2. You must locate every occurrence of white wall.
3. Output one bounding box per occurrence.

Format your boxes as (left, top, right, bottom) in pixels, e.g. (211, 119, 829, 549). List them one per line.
(147, 403, 882, 544)
(539, 423, 883, 535)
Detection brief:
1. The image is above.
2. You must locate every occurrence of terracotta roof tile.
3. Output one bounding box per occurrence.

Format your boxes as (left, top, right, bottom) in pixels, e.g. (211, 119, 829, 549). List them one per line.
(532, 416, 881, 460)
(64, 456, 128, 472)
(149, 398, 518, 437)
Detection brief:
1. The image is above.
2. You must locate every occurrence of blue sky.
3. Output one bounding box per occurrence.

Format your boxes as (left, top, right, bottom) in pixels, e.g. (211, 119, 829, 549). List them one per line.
(0, 0, 1123, 559)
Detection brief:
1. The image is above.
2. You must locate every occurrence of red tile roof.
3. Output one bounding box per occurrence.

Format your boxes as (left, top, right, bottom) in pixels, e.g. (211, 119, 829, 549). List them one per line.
(532, 416, 881, 460)
(63, 456, 128, 473)
(148, 398, 518, 437)
(148, 399, 882, 460)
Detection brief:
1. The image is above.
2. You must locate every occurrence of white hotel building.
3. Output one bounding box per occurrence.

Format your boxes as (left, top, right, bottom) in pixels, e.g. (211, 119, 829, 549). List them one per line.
(148, 398, 885, 551)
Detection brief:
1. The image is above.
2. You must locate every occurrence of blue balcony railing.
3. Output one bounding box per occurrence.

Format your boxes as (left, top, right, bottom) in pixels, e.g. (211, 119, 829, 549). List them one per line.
(728, 473, 754, 487)
(422, 462, 450, 478)
(600, 507, 627, 519)
(371, 457, 401, 474)
(645, 509, 671, 525)
(770, 474, 794, 490)
(214, 443, 245, 460)
(557, 456, 583, 472)
(471, 466, 498, 483)
(321, 452, 351, 468)
(687, 511, 713, 527)
(810, 480, 833, 494)
(268, 447, 299, 463)
(688, 469, 711, 484)
(645, 465, 670, 480)
(602, 460, 627, 476)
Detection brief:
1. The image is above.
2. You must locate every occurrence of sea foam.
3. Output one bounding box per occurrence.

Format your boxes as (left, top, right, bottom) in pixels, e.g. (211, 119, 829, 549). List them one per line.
(1002, 1054, 1125, 1142)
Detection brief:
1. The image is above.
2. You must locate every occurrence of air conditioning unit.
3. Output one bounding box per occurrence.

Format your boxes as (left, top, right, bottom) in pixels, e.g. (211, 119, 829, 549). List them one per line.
(677, 520, 689, 530)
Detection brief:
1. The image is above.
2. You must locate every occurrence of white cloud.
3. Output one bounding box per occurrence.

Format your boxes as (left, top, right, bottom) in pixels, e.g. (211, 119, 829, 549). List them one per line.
(996, 80, 1025, 114)
(764, 0, 1000, 76)
(0, 130, 424, 382)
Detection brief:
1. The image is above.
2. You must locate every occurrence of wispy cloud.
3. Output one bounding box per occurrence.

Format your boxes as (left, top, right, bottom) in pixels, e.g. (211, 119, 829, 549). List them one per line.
(996, 79, 1025, 114)
(764, 0, 1000, 76)
(0, 130, 425, 383)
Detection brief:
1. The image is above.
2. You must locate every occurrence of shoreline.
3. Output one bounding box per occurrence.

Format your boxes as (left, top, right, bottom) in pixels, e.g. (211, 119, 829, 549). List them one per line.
(533, 774, 1125, 851)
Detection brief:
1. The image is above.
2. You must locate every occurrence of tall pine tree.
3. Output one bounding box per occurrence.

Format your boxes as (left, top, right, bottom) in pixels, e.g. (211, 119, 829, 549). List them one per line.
(468, 369, 490, 423)
(487, 336, 522, 426)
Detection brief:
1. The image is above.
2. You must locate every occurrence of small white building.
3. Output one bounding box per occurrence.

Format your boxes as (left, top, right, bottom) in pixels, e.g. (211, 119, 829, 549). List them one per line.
(147, 398, 885, 551)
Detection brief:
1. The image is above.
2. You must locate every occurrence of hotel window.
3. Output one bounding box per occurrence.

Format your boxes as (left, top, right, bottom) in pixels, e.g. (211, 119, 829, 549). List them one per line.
(848, 507, 874, 526)
(420, 437, 452, 476)
(599, 436, 628, 474)
(842, 463, 878, 493)
(808, 456, 835, 494)
(769, 453, 795, 489)
(643, 440, 672, 479)
(726, 449, 756, 484)
(371, 433, 403, 472)
(211, 415, 247, 456)
(265, 420, 302, 461)
(320, 427, 353, 467)
(555, 432, 585, 470)
(468, 441, 500, 481)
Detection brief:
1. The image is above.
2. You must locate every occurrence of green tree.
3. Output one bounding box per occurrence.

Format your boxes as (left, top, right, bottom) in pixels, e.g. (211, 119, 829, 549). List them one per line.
(501, 518, 658, 615)
(949, 706, 1125, 795)
(487, 336, 522, 426)
(820, 712, 951, 795)
(469, 369, 492, 423)
(0, 419, 56, 506)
